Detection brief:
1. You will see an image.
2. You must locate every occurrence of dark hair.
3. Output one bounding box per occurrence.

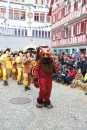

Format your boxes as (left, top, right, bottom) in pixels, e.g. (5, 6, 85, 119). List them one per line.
(68, 66, 72, 70)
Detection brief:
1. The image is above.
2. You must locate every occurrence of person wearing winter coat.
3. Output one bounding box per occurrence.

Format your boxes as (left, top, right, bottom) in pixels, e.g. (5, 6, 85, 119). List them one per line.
(65, 66, 77, 85)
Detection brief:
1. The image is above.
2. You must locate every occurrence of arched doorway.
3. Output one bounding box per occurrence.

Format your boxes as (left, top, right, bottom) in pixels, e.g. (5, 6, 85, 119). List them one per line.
(23, 44, 36, 52)
(23, 44, 36, 57)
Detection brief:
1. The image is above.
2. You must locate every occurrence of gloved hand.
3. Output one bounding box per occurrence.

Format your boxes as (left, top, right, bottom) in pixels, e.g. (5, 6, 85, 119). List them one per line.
(34, 81, 40, 88)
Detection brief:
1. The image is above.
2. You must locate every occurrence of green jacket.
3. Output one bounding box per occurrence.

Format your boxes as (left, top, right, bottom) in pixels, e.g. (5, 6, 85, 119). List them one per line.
(84, 73, 87, 81)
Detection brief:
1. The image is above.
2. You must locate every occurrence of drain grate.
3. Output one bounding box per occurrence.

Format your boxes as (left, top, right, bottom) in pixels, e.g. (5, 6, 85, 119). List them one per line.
(9, 97, 31, 104)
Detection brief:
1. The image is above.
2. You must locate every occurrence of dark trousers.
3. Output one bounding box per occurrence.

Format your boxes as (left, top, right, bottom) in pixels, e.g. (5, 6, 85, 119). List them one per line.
(65, 76, 73, 84)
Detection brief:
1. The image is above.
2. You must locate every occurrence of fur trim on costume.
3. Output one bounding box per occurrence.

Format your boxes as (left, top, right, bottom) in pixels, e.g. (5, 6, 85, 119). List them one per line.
(76, 81, 87, 92)
(40, 58, 54, 74)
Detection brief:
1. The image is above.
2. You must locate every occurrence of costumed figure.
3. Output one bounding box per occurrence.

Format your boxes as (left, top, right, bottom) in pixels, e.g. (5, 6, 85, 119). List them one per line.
(23, 50, 31, 91)
(16, 50, 23, 85)
(33, 45, 57, 108)
(11, 52, 17, 80)
(0, 50, 3, 79)
(1, 48, 12, 85)
(30, 50, 36, 82)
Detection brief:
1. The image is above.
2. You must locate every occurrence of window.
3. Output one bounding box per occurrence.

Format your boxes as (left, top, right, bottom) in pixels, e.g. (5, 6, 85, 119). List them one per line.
(58, 11, 61, 20)
(48, 31, 50, 37)
(34, 13, 39, 21)
(53, 33, 55, 40)
(14, 10, 19, 19)
(7, 28, 10, 35)
(25, 30, 27, 36)
(0, 8, 6, 18)
(65, 6, 68, 15)
(0, 27, 2, 35)
(32, 30, 34, 37)
(41, 0, 44, 5)
(42, 31, 44, 37)
(35, 0, 38, 4)
(9, 9, 13, 19)
(36, 30, 38, 37)
(46, 16, 50, 23)
(21, 29, 24, 36)
(20, 11, 25, 20)
(64, 28, 68, 38)
(52, 15, 56, 23)
(77, 23, 81, 34)
(15, 29, 17, 35)
(11, 28, 15, 35)
(39, 31, 41, 37)
(40, 13, 44, 22)
(57, 31, 61, 39)
(86, 21, 87, 33)
(45, 31, 47, 37)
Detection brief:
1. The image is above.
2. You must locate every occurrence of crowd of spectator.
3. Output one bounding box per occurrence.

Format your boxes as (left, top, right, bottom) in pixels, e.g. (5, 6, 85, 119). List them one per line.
(52, 52, 87, 95)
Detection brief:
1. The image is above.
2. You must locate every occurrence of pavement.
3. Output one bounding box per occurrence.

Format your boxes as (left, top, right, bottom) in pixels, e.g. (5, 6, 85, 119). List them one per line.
(0, 78, 87, 130)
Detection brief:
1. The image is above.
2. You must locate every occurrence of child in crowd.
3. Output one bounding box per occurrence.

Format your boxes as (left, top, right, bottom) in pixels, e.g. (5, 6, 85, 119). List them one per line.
(70, 68, 83, 88)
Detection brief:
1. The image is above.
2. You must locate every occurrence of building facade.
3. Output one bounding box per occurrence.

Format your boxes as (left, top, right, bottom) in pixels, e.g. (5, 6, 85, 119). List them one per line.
(0, 0, 51, 50)
(50, 0, 87, 55)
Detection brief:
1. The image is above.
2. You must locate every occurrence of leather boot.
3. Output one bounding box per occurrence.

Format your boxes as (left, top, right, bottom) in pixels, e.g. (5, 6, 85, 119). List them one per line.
(5, 81, 8, 85)
(17, 81, 20, 85)
(36, 99, 44, 108)
(44, 101, 53, 108)
(25, 87, 28, 91)
(3, 81, 6, 86)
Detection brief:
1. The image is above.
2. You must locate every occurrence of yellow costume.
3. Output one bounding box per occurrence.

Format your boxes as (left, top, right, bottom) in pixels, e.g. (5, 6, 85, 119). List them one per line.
(1, 48, 12, 85)
(23, 51, 31, 91)
(16, 50, 23, 85)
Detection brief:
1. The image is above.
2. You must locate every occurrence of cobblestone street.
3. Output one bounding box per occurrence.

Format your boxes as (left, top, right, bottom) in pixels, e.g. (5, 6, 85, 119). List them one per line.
(0, 78, 87, 130)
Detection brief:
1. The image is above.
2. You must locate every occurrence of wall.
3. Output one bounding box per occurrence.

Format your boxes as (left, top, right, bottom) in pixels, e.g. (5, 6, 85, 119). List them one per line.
(0, 35, 51, 51)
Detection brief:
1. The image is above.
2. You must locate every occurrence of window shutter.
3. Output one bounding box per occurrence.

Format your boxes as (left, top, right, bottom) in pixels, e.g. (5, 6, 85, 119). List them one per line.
(74, 1, 78, 10)
(76, 1, 78, 9)
(74, 2, 76, 10)
(61, 7, 64, 17)
(83, 20, 86, 33)
(68, 26, 71, 38)
(73, 24, 77, 35)
(81, 21, 84, 33)
(61, 29, 64, 38)
(81, 20, 86, 34)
